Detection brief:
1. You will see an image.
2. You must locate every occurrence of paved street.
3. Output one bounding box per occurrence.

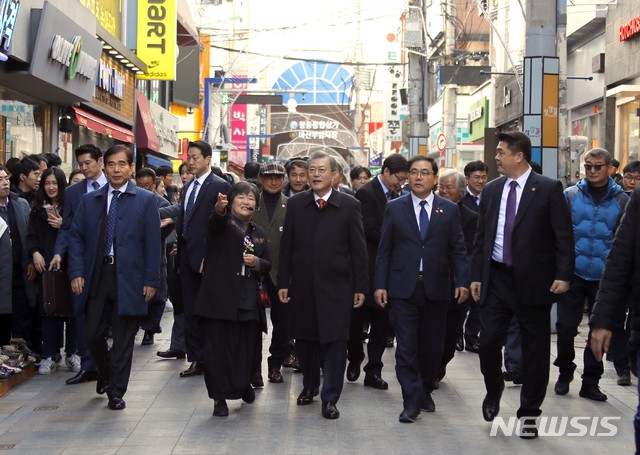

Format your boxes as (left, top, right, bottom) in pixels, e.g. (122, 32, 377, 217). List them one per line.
(0, 309, 635, 454)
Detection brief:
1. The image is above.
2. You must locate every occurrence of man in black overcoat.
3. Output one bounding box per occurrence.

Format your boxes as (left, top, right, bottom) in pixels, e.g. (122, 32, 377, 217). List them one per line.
(278, 149, 368, 420)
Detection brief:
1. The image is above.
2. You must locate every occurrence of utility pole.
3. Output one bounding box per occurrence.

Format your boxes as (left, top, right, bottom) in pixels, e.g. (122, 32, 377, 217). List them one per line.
(556, 0, 569, 187)
(407, 0, 427, 153)
(442, 0, 457, 168)
(353, 0, 363, 142)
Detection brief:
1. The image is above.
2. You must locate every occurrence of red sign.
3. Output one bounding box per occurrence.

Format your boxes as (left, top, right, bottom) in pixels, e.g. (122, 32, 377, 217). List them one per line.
(619, 14, 640, 42)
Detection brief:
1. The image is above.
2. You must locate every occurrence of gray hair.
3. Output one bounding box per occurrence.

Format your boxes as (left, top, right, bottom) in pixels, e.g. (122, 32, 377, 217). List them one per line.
(584, 148, 612, 165)
(308, 150, 338, 172)
(440, 169, 466, 193)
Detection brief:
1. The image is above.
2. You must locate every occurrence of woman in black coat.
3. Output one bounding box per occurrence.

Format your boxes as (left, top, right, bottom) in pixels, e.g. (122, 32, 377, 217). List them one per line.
(194, 182, 271, 417)
(26, 167, 79, 375)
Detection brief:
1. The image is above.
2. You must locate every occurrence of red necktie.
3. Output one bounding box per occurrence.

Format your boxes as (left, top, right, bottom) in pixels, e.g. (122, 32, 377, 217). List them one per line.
(318, 198, 326, 209)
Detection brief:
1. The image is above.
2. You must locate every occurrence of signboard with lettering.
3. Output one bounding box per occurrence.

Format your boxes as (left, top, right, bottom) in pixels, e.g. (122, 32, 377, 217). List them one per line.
(137, 0, 177, 80)
(468, 97, 489, 142)
(78, 0, 121, 39)
(619, 14, 640, 42)
(92, 54, 135, 124)
(149, 100, 179, 158)
(50, 35, 99, 81)
(385, 67, 402, 142)
(0, 0, 19, 54)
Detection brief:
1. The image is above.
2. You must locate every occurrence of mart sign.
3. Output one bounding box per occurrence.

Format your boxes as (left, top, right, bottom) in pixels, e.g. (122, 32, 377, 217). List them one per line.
(137, 0, 177, 80)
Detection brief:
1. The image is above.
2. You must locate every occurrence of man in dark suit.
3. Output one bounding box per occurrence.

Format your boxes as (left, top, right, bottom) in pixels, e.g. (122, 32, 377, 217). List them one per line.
(374, 156, 468, 423)
(253, 161, 290, 384)
(68, 145, 161, 410)
(278, 149, 368, 420)
(176, 141, 230, 377)
(346, 154, 408, 390)
(470, 131, 574, 438)
(51, 144, 107, 385)
(437, 170, 478, 383)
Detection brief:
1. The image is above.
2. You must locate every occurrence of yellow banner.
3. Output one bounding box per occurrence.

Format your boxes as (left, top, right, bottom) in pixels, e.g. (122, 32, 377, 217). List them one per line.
(542, 74, 559, 148)
(137, 0, 177, 81)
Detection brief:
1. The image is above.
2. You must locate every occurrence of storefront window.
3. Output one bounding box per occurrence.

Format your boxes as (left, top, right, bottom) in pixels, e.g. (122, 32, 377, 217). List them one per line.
(0, 100, 46, 164)
(621, 99, 640, 166)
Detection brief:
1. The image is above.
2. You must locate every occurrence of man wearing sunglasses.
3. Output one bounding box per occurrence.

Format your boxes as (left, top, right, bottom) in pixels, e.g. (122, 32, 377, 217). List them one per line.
(554, 148, 630, 402)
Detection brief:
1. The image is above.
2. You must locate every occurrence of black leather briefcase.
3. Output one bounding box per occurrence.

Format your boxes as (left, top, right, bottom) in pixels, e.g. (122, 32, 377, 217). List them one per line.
(41, 271, 73, 317)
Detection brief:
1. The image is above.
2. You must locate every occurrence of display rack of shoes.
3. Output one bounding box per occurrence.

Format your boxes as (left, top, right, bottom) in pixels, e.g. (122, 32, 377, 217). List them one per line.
(0, 339, 38, 397)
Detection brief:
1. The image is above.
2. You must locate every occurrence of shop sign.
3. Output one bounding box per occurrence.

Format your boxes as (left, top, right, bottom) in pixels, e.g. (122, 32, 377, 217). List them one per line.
(0, 0, 19, 53)
(97, 59, 125, 100)
(619, 14, 640, 42)
(385, 67, 402, 142)
(137, 0, 177, 80)
(289, 119, 341, 140)
(77, 0, 121, 39)
(149, 100, 179, 158)
(50, 35, 99, 80)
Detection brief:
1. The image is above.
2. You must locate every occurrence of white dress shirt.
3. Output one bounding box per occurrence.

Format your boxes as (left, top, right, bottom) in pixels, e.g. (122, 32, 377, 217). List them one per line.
(466, 186, 481, 205)
(411, 191, 434, 272)
(314, 188, 333, 207)
(378, 175, 391, 198)
(492, 167, 532, 263)
(183, 170, 211, 213)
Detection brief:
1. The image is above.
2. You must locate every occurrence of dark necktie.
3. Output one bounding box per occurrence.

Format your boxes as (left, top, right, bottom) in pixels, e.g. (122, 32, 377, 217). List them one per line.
(385, 191, 393, 201)
(104, 190, 120, 257)
(91, 181, 100, 191)
(502, 181, 518, 266)
(183, 180, 200, 235)
(419, 200, 429, 239)
(0, 205, 7, 222)
(317, 198, 326, 209)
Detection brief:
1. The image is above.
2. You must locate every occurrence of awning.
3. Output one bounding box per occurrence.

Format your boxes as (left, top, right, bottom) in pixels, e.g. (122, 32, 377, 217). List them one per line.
(71, 107, 134, 143)
(135, 91, 160, 153)
(146, 154, 173, 168)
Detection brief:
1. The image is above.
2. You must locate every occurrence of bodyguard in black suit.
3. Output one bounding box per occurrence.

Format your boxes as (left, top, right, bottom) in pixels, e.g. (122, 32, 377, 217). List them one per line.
(374, 156, 469, 423)
(278, 150, 368, 420)
(347, 154, 408, 390)
(470, 132, 574, 438)
(176, 141, 230, 377)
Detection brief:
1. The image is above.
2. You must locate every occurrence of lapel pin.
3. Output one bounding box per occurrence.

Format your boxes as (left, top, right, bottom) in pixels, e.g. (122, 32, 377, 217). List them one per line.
(532, 188, 536, 192)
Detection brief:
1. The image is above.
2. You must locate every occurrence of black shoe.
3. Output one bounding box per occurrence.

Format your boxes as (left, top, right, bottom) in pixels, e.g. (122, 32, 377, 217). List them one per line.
(156, 349, 186, 359)
(213, 400, 229, 417)
(502, 370, 522, 385)
(363, 374, 388, 390)
(296, 388, 317, 405)
(268, 368, 284, 383)
(66, 370, 98, 385)
(346, 360, 362, 382)
(465, 339, 480, 353)
(437, 367, 446, 382)
(617, 369, 631, 386)
(141, 331, 154, 346)
(242, 386, 256, 404)
(519, 419, 539, 439)
(481, 385, 504, 422)
(386, 337, 395, 348)
(96, 376, 109, 395)
(579, 385, 607, 401)
(251, 371, 264, 388)
(631, 353, 638, 378)
(321, 401, 340, 419)
(399, 408, 420, 423)
(180, 361, 203, 378)
(282, 353, 298, 369)
(554, 376, 572, 395)
(455, 336, 464, 352)
(420, 393, 435, 412)
(108, 397, 126, 410)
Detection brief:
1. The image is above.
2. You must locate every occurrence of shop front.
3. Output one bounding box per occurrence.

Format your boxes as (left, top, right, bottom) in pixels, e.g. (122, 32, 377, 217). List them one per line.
(605, 1, 640, 166)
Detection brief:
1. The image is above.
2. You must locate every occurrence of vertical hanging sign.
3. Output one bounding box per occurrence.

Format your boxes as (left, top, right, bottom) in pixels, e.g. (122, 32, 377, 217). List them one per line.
(137, 0, 177, 80)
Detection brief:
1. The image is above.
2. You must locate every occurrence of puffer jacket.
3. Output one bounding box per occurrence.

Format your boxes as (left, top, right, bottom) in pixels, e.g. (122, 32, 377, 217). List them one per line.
(564, 177, 628, 281)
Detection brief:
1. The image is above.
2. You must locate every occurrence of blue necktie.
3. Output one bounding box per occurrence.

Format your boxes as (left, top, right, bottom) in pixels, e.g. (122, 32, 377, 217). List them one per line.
(503, 181, 518, 266)
(104, 190, 120, 257)
(419, 200, 429, 239)
(91, 181, 100, 191)
(183, 180, 200, 236)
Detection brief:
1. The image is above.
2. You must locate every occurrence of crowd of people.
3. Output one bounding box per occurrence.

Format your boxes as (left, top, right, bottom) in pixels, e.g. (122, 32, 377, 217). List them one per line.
(1, 135, 640, 447)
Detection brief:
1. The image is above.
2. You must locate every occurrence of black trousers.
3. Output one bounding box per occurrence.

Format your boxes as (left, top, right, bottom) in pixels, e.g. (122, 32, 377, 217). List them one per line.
(266, 276, 293, 370)
(464, 303, 481, 341)
(479, 263, 551, 419)
(555, 275, 627, 383)
(441, 298, 468, 374)
(296, 339, 347, 404)
(347, 301, 389, 377)
(392, 281, 448, 411)
(84, 264, 139, 399)
(179, 254, 203, 363)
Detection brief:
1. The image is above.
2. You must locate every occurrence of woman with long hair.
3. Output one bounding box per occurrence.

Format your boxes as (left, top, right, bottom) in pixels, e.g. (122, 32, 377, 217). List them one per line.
(27, 167, 80, 375)
(194, 182, 271, 417)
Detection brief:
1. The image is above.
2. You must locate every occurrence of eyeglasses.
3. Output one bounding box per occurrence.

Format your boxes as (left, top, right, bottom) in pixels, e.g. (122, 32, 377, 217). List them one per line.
(409, 169, 434, 177)
(469, 174, 488, 181)
(393, 173, 408, 184)
(584, 164, 606, 171)
(624, 174, 640, 182)
(308, 167, 329, 175)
